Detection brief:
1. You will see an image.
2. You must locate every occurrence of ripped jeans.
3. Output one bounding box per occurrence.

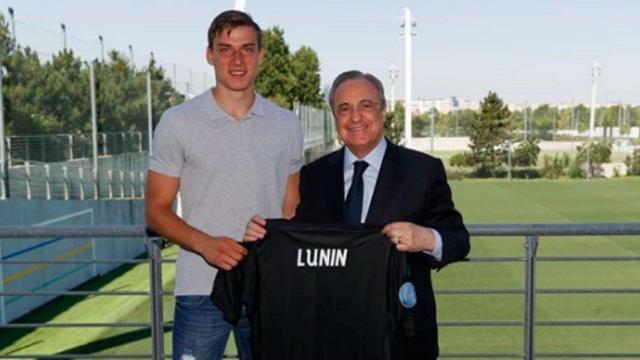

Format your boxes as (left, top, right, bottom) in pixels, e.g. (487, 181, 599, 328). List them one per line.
(172, 295, 252, 360)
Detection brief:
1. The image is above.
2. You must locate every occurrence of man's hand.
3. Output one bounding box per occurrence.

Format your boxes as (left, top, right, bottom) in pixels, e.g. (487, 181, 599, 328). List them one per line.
(194, 235, 248, 271)
(244, 215, 267, 242)
(382, 222, 436, 252)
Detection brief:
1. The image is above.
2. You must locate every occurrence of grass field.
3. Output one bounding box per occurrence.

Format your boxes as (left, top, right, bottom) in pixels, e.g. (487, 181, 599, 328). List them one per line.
(1, 177, 639, 358)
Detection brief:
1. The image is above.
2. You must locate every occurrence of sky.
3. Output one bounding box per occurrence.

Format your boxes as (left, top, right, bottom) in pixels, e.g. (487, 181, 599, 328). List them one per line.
(1, 0, 638, 105)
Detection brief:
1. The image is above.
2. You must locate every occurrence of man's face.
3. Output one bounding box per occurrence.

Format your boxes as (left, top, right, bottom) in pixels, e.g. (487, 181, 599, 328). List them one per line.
(332, 78, 385, 158)
(206, 25, 263, 93)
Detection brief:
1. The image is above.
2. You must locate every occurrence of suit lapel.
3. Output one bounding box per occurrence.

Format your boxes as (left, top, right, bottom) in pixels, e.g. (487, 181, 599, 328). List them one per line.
(327, 147, 345, 222)
(366, 141, 404, 226)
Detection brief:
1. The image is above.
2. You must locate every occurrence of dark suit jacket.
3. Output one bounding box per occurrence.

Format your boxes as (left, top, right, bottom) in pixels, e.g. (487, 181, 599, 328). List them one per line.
(294, 140, 470, 359)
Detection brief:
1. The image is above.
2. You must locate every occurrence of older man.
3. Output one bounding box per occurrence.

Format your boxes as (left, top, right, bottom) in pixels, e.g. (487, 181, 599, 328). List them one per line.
(246, 70, 469, 359)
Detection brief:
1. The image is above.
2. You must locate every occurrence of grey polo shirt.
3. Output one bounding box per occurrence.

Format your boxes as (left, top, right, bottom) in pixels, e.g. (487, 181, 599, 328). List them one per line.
(149, 89, 304, 295)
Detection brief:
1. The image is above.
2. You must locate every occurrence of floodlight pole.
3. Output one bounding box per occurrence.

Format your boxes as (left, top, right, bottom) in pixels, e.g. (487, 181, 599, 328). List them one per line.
(523, 103, 528, 142)
(172, 63, 177, 89)
(99, 35, 105, 62)
(234, 0, 247, 11)
(388, 64, 398, 112)
(0, 54, 6, 199)
(61, 23, 67, 51)
(8, 7, 16, 43)
(401, 7, 415, 148)
(147, 57, 154, 154)
(587, 61, 601, 179)
(589, 61, 600, 140)
(89, 62, 98, 198)
(128, 44, 134, 66)
(429, 108, 436, 154)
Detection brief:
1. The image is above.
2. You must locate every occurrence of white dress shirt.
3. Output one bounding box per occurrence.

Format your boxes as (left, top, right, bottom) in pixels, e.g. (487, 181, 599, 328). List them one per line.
(343, 137, 443, 261)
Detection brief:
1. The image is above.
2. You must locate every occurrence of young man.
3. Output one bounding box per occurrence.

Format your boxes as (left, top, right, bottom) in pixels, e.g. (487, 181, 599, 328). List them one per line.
(145, 10, 303, 360)
(245, 70, 469, 359)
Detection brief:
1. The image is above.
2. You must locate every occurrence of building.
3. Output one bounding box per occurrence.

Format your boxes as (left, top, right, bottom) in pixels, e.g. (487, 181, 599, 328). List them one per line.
(396, 96, 480, 114)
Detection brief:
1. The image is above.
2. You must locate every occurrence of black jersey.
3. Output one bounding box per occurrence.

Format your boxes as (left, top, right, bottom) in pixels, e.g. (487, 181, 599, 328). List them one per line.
(211, 220, 404, 360)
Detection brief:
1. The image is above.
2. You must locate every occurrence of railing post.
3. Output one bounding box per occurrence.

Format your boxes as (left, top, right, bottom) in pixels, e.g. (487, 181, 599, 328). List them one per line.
(102, 133, 108, 155)
(524, 235, 539, 360)
(6, 137, 11, 165)
(44, 163, 51, 200)
(130, 171, 135, 198)
(25, 137, 30, 162)
(78, 167, 85, 200)
(25, 161, 31, 200)
(68, 134, 74, 160)
(93, 167, 99, 200)
(146, 236, 165, 360)
(140, 171, 145, 198)
(62, 166, 69, 200)
(40, 136, 45, 162)
(119, 171, 125, 199)
(107, 169, 113, 199)
(56, 136, 61, 162)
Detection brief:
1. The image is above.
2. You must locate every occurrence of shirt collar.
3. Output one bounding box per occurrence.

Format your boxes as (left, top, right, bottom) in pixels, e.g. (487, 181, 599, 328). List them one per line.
(249, 93, 266, 117)
(206, 88, 266, 121)
(343, 137, 387, 172)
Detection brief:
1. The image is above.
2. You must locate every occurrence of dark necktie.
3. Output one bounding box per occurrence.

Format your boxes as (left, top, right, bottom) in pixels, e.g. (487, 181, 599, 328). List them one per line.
(344, 160, 369, 224)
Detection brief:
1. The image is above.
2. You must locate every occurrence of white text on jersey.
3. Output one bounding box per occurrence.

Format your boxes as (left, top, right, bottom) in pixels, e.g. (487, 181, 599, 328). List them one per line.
(296, 248, 348, 267)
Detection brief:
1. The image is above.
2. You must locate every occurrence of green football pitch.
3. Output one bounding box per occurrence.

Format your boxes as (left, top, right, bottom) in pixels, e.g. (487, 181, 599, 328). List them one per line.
(1, 177, 639, 358)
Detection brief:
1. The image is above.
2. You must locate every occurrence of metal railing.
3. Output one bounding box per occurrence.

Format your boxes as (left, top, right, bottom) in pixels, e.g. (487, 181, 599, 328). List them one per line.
(5, 158, 146, 200)
(1, 107, 337, 200)
(1, 223, 639, 359)
(295, 103, 338, 162)
(5, 132, 149, 165)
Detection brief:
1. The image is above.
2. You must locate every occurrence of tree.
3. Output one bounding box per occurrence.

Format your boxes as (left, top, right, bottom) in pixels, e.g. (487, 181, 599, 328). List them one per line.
(512, 139, 541, 167)
(531, 104, 554, 140)
(148, 59, 184, 128)
(469, 91, 511, 176)
(577, 141, 611, 164)
(412, 112, 429, 136)
(541, 153, 570, 179)
(94, 51, 141, 132)
(256, 27, 296, 108)
(573, 104, 589, 132)
(384, 102, 404, 144)
(3, 47, 45, 134)
(291, 46, 322, 107)
(38, 50, 90, 133)
(1, 15, 48, 135)
(94, 52, 182, 132)
(455, 109, 477, 136)
(449, 152, 475, 168)
(576, 141, 612, 177)
(624, 149, 640, 176)
(2, 30, 181, 136)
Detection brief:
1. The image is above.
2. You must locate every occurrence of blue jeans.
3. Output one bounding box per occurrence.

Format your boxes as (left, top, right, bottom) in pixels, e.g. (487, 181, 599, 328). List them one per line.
(172, 295, 252, 360)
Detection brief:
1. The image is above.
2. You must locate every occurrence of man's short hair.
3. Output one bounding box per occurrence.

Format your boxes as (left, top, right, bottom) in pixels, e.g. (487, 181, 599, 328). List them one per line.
(328, 70, 386, 111)
(208, 10, 262, 50)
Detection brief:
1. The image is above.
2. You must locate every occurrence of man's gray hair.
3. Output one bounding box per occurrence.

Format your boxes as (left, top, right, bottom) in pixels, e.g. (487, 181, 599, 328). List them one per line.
(328, 70, 386, 111)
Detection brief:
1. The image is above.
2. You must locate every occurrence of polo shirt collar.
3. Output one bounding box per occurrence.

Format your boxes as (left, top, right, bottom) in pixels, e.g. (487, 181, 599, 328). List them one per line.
(205, 88, 266, 121)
